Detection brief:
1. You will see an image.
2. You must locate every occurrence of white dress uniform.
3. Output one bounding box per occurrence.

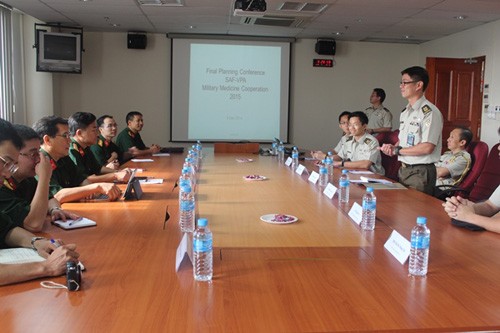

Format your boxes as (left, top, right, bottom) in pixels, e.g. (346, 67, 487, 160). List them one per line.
(364, 105, 393, 134)
(337, 133, 385, 175)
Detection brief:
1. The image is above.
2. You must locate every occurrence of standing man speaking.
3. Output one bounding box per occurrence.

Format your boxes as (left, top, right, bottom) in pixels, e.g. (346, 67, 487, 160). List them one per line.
(380, 66, 443, 195)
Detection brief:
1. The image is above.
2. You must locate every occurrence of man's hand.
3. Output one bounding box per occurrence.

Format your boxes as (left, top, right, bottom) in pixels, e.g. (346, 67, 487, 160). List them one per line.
(97, 183, 122, 201)
(150, 144, 161, 154)
(380, 144, 395, 156)
(51, 208, 80, 222)
(310, 150, 326, 160)
(41, 244, 79, 277)
(35, 153, 53, 180)
(114, 169, 131, 183)
(106, 160, 119, 170)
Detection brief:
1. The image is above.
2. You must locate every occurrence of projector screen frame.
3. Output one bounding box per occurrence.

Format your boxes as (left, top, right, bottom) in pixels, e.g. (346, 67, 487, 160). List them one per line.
(168, 34, 293, 144)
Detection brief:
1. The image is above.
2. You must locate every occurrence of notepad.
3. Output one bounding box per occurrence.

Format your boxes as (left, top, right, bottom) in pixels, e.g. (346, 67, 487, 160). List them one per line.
(53, 217, 97, 230)
(0, 248, 45, 264)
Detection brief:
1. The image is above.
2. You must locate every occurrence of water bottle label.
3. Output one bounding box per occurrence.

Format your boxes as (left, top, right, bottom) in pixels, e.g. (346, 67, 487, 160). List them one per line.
(180, 200, 194, 211)
(362, 200, 376, 210)
(411, 235, 430, 249)
(320, 167, 327, 174)
(179, 179, 190, 187)
(339, 180, 350, 187)
(292, 153, 298, 158)
(193, 238, 212, 252)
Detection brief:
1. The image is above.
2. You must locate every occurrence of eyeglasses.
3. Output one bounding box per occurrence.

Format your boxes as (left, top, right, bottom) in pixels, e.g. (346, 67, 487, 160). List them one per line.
(56, 132, 71, 139)
(400, 81, 417, 86)
(339, 122, 348, 125)
(348, 123, 363, 128)
(0, 155, 19, 174)
(19, 151, 40, 160)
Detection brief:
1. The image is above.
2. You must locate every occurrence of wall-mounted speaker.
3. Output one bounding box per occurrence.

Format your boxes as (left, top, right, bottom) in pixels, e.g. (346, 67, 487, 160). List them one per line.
(128, 33, 147, 49)
(315, 39, 336, 55)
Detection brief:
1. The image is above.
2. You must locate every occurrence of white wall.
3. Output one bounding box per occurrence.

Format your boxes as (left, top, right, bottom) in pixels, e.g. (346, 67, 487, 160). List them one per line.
(47, 31, 418, 151)
(19, 16, 500, 150)
(420, 20, 500, 149)
(21, 14, 53, 126)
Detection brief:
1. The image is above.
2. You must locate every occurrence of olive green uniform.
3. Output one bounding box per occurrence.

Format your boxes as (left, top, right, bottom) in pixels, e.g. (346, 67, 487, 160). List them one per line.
(116, 128, 146, 153)
(90, 134, 123, 166)
(40, 149, 87, 198)
(69, 138, 102, 178)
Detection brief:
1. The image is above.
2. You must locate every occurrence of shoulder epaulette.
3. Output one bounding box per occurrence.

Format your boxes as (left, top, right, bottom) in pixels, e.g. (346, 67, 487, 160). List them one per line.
(401, 107, 406, 112)
(383, 107, 390, 112)
(346, 136, 354, 142)
(128, 130, 135, 138)
(422, 104, 432, 114)
(364, 137, 373, 145)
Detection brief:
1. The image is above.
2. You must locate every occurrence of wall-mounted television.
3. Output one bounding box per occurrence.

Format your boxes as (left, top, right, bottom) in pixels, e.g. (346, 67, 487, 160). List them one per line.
(36, 30, 82, 74)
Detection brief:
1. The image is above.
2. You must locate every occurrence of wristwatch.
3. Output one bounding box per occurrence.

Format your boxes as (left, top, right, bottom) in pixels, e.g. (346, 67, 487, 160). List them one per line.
(31, 237, 46, 251)
(394, 146, 403, 156)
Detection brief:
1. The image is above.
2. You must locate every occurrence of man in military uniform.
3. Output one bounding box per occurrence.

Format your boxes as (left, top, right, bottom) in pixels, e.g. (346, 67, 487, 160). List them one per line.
(364, 88, 392, 136)
(332, 111, 385, 175)
(90, 115, 125, 169)
(68, 112, 130, 184)
(435, 126, 472, 187)
(116, 111, 161, 157)
(380, 66, 443, 195)
(311, 111, 351, 160)
(33, 116, 122, 203)
(0, 125, 77, 232)
(0, 118, 79, 286)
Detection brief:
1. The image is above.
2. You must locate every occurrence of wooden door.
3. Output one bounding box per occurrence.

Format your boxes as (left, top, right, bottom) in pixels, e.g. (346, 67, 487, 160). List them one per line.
(426, 56, 484, 151)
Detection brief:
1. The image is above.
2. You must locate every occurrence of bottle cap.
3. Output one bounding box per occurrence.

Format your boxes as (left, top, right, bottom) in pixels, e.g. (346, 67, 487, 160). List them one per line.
(366, 187, 373, 193)
(342, 169, 348, 174)
(198, 218, 208, 227)
(416, 216, 427, 225)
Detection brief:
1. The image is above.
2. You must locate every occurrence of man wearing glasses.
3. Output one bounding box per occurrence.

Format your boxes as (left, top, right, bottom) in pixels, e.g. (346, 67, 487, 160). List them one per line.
(332, 111, 385, 175)
(33, 116, 122, 203)
(68, 112, 131, 183)
(0, 125, 78, 232)
(0, 118, 79, 286)
(90, 115, 123, 170)
(310, 111, 351, 161)
(380, 66, 443, 195)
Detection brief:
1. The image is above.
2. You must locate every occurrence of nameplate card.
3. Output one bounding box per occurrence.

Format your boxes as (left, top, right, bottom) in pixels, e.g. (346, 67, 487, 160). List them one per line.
(348, 202, 363, 225)
(384, 230, 411, 265)
(308, 171, 319, 184)
(285, 157, 292, 167)
(323, 183, 337, 199)
(295, 164, 306, 175)
(175, 233, 193, 271)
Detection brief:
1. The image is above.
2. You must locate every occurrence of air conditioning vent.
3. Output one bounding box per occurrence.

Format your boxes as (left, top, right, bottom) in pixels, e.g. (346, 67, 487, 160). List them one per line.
(235, 8, 313, 28)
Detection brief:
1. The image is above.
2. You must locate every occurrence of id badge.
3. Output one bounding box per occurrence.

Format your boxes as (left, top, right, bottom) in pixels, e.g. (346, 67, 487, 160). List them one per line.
(407, 132, 415, 146)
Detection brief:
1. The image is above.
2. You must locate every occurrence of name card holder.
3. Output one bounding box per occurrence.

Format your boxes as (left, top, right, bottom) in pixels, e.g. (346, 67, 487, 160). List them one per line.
(175, 233, 193, 271)
(384, 230, 411, 264)
(323, 183, 337, 199)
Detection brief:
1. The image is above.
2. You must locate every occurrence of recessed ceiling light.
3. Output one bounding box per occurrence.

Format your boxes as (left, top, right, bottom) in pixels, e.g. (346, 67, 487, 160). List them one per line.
(454, 15, 467, 20)
(403, 35, 412, 39)
(111, 23, 121, 27)
(333, 31, 343, 36)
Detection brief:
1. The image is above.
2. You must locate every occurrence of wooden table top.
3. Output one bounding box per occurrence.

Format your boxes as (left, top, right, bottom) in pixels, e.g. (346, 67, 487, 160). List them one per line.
(1, 151, 499, 332)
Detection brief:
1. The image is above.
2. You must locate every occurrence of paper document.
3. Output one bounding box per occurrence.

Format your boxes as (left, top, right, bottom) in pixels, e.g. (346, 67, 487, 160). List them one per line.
(131, 159, 154, 162)
(152, 153, 170, 157)
(348, 170, 374, 174)
(359, 176, 393, 184)
(139, 178, 164, 184)
(53, 217, 97, 230)
(0, 248, 45, 264)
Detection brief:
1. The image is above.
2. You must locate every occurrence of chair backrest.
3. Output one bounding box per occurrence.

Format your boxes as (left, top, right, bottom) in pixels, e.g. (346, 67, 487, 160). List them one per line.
(214, 142, 260, 154)
(469, 143, 500, 202)
(453, 141, 489, 196)
(378, 130, 401, 181)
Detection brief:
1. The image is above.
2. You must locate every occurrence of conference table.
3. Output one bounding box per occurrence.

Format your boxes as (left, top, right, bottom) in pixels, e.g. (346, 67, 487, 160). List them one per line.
(1, 150, 500, 332)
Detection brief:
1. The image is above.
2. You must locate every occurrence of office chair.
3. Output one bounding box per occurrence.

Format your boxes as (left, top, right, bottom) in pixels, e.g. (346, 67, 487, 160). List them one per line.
(378, 130, 401, 181)
(468, 143, 500, 202)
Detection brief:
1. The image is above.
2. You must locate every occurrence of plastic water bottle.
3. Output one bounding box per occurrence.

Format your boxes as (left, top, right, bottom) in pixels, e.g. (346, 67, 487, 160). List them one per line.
(338, 169, 350, 203)
(196, 140, 203, 160)
(409, 216, 430, 277)
(318, 161, 328, 187)
(193, 218, 213, 281)
(183, 158, 196, 186)
(325, 152, 334, 180)
(178, 168, 192, 199)
(278, 141, 285, 163)
(291, 146, 299, 170)
(271, 141, 278, 156)
(179, 186, 195, 233)
(361, 187, 376, 230)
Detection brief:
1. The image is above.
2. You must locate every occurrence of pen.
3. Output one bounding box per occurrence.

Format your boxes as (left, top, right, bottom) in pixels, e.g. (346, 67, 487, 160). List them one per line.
(50, 239, 61, 247)
(68, 217, 83, 226)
